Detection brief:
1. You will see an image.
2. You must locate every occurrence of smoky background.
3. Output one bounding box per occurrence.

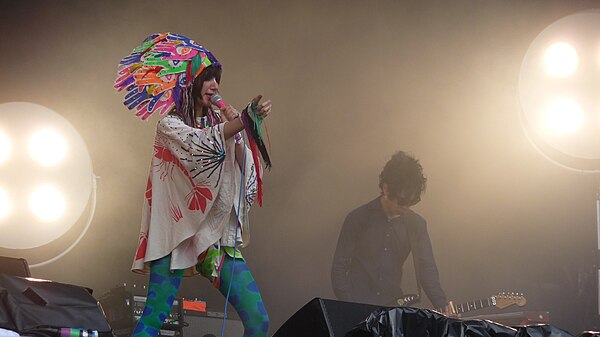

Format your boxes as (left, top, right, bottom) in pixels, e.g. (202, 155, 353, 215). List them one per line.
(0, 0, 599, 333)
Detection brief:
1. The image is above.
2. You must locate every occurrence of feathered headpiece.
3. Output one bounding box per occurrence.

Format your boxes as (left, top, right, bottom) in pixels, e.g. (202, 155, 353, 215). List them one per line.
(114, 33, 221, 121)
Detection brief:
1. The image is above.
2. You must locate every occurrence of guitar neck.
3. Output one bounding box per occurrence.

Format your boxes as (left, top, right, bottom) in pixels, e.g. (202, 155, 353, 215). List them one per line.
(447, 296, 496, 314)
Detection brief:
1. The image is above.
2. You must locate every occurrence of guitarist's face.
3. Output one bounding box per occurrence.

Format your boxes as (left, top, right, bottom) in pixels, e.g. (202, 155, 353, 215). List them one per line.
(381, 184, 412, 216)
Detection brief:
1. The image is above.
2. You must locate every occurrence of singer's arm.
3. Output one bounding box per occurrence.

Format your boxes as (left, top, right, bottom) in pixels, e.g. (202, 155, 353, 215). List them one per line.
(223, 117, 244, 139)
(222, 95, 272, 139)
(221, 96, 272, 169)
(221, 106, 246, 170)
(222, 105, 244, 168)
(218, 99, 242, 138)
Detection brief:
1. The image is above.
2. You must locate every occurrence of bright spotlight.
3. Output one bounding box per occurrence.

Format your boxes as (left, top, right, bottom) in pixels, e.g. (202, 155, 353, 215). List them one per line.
(519, 10, 600, 170)
(0, 131, 10, 165)
(544, 98, 584, 134)
(544, 42, 579, 78)
(28, 185, 66, 223)
(0, 187, 11, 220)
(520, 9, 600, 319)
(0, 102, 93, 250)
(28, 129, 67, 167)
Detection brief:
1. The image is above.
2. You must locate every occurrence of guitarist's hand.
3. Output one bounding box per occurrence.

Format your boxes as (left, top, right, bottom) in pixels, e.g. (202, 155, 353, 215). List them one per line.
(440, 301, 460, 318)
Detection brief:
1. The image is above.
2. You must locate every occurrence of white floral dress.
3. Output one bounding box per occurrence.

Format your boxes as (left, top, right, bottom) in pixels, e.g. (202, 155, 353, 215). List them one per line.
(131, 113, 257, 275)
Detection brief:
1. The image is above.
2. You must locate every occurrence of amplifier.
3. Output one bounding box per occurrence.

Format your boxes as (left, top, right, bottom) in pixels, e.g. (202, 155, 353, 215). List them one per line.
(0, 256, 31, 277)
(98, 286, 241, 337)
(98, 286, 184, 337)
(183, 311, 243, 337)
(133, 295, 184, 329)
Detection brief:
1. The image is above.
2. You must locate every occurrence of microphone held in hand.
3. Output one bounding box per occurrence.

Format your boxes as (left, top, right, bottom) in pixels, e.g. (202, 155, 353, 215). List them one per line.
(210, 93, 228, 110)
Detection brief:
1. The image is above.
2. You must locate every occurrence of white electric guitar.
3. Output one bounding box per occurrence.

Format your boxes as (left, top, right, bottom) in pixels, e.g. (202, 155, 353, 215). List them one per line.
(396, 292, 527, 315)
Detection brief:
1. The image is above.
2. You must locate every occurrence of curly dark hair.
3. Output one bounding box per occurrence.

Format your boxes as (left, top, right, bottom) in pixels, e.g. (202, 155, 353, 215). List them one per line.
(378, 151, 427, 206)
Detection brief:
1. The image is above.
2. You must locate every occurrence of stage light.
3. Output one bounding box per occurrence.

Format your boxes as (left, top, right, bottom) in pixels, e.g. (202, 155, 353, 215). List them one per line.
(28, 185, 66, 223)
(543, 42, 579, 78)
(28, 129, 67, 167)
(0, 131, 10, 165)
(519, 9, 600, 317)
(543, 98, 584, 134)
(0, 187, 11, 220)
(0, 102, 95, 263)
(519, 9, 600, 170)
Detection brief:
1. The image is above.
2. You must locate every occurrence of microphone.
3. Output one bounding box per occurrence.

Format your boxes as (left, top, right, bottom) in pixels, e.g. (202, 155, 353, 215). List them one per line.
(210, 93, 228, 110)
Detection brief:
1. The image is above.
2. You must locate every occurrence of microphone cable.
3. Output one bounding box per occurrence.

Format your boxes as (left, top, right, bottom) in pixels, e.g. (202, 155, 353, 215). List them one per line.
(220, 117, 248, 337)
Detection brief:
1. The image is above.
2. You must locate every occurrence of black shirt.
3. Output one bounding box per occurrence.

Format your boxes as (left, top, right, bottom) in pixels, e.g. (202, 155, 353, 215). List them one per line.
(331, 197, 448, 308)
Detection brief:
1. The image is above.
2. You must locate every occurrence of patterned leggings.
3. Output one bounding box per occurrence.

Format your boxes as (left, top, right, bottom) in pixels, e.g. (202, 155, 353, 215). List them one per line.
(132, 254, 269, 337)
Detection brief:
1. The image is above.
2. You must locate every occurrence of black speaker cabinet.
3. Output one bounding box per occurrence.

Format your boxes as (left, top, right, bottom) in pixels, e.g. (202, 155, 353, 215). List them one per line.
(273, 298, 382, 337)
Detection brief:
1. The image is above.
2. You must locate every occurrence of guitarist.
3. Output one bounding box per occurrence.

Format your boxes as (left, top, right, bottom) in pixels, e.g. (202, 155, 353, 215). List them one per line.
(331, 151, 454, 315)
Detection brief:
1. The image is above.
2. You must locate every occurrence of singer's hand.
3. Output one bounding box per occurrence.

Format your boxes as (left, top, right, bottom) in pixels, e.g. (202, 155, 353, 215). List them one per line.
(251, 95, 272, 119)
(222, 105, 241, 122)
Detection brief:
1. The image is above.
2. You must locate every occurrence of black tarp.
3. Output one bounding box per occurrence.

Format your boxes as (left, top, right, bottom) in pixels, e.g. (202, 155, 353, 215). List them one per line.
(0, 273, 112, 336)
(348, 307, 574, 337)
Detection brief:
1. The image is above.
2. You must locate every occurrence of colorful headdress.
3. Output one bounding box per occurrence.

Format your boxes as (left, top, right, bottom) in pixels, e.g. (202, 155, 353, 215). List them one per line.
(114, 33, 221, 121)
(115, 33, 271, 205)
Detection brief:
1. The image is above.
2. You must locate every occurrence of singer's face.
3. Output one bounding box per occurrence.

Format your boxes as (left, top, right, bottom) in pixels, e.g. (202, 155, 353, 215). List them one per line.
(195, 77, 220, 107)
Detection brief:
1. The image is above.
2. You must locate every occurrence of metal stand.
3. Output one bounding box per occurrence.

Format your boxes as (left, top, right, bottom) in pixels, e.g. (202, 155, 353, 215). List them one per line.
(597, 184, 600, 316)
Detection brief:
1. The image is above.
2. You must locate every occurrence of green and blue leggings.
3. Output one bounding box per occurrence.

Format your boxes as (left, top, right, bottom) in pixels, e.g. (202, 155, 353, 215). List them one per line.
(132, 254, 269, 337)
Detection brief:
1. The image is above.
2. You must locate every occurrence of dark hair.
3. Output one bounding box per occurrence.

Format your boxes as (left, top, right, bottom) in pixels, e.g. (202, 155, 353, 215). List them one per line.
(379, 151, 426, 206)
(193, 65, 222, 94)
(171, 65, 222, 126)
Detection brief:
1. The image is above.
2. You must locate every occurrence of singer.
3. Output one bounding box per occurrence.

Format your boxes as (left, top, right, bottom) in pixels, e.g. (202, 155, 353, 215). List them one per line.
(114, 33, 272, 337)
